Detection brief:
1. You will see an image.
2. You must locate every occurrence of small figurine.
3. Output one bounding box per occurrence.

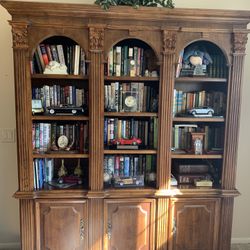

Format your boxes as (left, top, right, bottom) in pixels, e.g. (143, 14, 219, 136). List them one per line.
(43, 61, 68, 75)
(58, 159, 67, 183)
(183, 45, 213, 66)
(74, 159, 83, 177)
(191, 132, 205, 155)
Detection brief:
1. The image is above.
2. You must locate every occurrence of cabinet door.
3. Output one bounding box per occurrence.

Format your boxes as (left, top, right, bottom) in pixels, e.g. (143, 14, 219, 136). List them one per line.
(35, 200, 88, 250)
(104, 199, 155, 250)
(169, 198, 220, 250)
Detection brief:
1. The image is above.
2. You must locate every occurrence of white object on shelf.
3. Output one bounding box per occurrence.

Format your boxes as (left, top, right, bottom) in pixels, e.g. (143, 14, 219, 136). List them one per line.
(43, 61, 68, 75)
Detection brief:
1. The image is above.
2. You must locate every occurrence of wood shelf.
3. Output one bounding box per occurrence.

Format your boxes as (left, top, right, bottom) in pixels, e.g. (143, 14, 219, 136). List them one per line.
(104, 76, 159, 81)
(104, 149, 157, 154)
(171, 154, 223, 159)
(175, 77, 227, 83)
(32, 153, 89, 159)
(173, 116, 225, 122)
(32, 115, 89, 121)
(104, 112, 158, 117)
(31, 74, 88, 80)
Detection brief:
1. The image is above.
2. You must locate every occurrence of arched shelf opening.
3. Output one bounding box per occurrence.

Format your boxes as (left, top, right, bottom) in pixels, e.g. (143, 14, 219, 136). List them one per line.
(32, 36, 87, 76)
(177, 40, 228, 79)
(106, 38, 159, 78)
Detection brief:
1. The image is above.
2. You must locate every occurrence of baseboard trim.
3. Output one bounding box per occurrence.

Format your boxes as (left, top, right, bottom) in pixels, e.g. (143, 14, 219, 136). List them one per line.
(0, 242, 20, 249)
(231, 238, 250, 244)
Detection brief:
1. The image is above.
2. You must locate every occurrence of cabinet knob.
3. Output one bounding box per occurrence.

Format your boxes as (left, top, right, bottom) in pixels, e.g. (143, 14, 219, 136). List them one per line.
(80, 218, 84, 240)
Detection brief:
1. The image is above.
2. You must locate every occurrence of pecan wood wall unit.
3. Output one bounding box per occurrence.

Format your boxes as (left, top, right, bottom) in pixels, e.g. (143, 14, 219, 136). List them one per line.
(1, 1, 250, 249)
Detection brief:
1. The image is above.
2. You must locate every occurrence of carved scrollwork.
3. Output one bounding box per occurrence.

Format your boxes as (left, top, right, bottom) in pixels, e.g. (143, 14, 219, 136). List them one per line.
(10, 22, 29, 49)
(89, 27, 104, 51)
(163, 30, 177, 54)
(233, 32, 248, 54)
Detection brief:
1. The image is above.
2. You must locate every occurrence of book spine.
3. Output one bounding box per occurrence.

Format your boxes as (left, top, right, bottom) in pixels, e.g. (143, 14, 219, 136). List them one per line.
(124, 156, 130, 177)
(115, 46, 121, 76)
(74, 45, 80, 75)
(56, 45, 66, 65)
(40, 44, 49, 66)
(108, 48, 113, 76)
(36, 45, 45, 71)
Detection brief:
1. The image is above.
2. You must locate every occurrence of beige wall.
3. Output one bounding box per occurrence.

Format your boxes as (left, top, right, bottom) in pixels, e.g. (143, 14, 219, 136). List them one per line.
(0, 0, 249, 246)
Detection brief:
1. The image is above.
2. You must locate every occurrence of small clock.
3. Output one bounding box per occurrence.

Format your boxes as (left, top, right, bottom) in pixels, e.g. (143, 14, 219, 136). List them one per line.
(57, 135, 69, 150)
(125, 95, 136, 108)
(123, 91, 138, 112)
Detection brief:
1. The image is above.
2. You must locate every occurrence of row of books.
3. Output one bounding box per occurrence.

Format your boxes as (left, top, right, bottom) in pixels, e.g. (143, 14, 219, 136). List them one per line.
(33, 158, 54, 189)
(107, 46, 148, 77)
(173, 89, 226, 116)
(104, 82, 158, 112)
(32, 44, 86, 75)
(104, 155, 156, 179)
(32, 122, 88, 153)
(172, 124, 224, 151)
(172, 163, 212, 186)
(32, 85, 88, 108)
(104, 117, 158, 148)
(206, 54, 228, 78)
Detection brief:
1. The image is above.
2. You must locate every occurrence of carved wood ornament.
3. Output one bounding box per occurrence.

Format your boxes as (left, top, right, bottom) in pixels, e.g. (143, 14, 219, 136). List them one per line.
(163, 30, 177, 54)
(233, 32, 248, 54)
(89, 27, 104, 51)
(10, 22, 29, 49)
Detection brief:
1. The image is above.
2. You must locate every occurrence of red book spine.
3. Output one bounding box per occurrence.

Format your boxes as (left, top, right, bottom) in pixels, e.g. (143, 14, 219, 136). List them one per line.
(40, 44, 49, 66)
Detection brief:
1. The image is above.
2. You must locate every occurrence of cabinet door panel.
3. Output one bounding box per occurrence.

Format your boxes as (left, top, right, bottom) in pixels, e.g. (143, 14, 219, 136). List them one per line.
(36, 200, 88, 250)
(104, 199, 155, 250)
(169, 198, 220, 250)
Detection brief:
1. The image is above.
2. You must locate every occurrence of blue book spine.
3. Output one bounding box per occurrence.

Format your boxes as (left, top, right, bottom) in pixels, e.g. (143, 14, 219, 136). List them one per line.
(124, 156, 130, 177)
(39, 159, 44, 189)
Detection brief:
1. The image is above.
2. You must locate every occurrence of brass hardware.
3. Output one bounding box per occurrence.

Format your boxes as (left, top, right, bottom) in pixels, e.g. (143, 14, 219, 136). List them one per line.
(107, 221, 112, 240)
(80, 218, 84, 240)
(172, 218, 177, 237)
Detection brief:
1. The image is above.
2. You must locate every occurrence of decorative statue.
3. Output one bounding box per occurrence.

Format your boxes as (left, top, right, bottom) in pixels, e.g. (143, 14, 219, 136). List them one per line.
(43, 61, 68, 75)
(183, 45, 213, 66)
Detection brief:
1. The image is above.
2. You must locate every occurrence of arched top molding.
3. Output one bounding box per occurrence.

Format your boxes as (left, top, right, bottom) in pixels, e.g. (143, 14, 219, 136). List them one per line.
(104, 36, 160, 64)
(176, 38, 230, 66)
(29, 32, 88, 60)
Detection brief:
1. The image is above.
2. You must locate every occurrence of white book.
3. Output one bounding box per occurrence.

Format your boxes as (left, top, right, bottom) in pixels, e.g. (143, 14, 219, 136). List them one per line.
(74, 45, 80, 75)
(104, 85, 108, 110)
(108, 48, 113, 76)
(115, 46, 121, 77)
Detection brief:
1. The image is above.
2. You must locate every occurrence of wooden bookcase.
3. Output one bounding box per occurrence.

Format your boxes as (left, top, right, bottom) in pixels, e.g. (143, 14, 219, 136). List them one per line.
(1, 1, 250, 249)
